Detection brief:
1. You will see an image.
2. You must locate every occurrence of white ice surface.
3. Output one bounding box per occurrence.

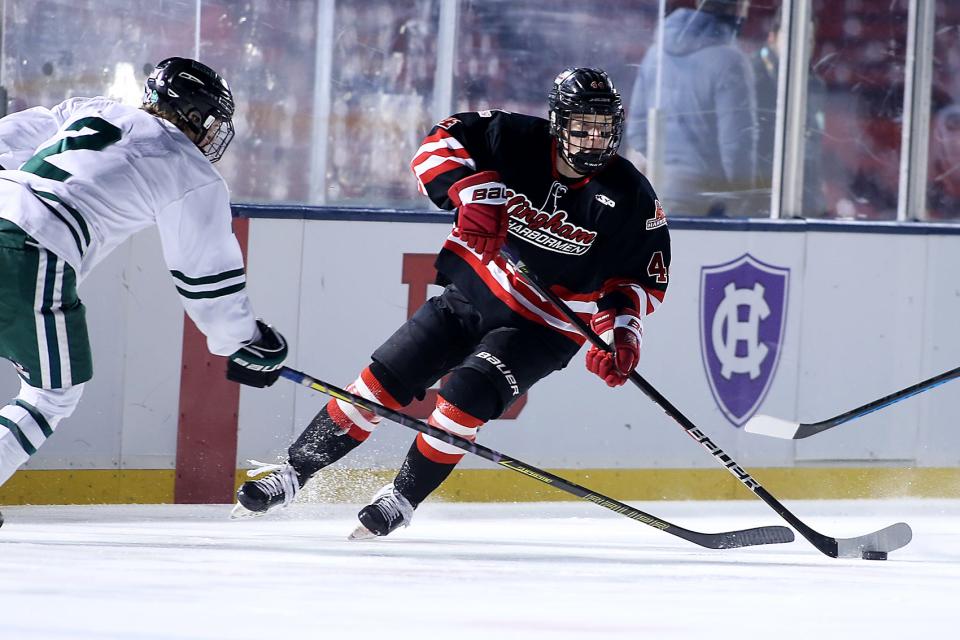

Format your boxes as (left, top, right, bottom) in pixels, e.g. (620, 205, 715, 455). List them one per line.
(1, 499, 957, 639)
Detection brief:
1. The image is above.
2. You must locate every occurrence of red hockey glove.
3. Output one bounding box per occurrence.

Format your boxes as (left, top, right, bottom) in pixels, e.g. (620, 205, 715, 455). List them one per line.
(585, 308, 642, 387)
(448, 170, 509, 264)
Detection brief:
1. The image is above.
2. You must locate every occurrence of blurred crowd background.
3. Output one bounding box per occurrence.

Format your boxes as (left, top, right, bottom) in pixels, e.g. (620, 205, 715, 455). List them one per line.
(1, 0, 958, 220)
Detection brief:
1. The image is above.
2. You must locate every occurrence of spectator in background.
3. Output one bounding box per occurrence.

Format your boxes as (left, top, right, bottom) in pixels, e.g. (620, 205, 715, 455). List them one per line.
(627, 0, 757, 217)
(834, 86, 950, 221)
(839, 87, 903, 220)
(928, 103, 960, 220)
(751, 9, 828, 217)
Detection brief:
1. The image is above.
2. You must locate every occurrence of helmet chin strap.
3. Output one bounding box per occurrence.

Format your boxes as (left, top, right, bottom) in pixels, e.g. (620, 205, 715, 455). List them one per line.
(557, 144, 600, 178)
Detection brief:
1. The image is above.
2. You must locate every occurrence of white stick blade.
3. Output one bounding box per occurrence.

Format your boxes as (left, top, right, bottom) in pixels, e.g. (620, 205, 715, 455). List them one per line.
(744, 414, 801, 439)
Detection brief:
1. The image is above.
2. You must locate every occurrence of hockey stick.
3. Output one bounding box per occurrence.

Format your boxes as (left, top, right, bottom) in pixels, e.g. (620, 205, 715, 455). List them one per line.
(745, 365, 960, 440)
(279, 366, 793, 550)
(507, 257, 912, 559)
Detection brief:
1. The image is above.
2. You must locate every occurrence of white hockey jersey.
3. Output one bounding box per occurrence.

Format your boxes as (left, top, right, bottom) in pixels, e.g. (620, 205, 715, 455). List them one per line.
(0, 97, 257, 356)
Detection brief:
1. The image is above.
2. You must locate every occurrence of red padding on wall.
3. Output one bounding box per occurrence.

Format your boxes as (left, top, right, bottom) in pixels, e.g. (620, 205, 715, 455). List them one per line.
(174, 217, 249, 504)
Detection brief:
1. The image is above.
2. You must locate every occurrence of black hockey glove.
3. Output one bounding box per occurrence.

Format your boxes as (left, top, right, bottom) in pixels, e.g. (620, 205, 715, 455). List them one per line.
(227, 320, 288, 388)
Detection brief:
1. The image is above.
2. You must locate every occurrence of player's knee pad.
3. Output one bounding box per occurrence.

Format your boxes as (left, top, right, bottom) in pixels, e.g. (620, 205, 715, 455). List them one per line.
(0, 381, 84, 485)
(445, 356, 519, 420)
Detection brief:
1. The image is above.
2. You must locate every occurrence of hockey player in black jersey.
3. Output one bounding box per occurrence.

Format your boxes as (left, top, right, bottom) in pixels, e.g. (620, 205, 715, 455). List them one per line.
(233, 68, 671, 538)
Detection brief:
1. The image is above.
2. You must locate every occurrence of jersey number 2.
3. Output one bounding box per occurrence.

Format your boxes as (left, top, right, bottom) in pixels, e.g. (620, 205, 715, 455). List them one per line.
(22, 116, 122, 182)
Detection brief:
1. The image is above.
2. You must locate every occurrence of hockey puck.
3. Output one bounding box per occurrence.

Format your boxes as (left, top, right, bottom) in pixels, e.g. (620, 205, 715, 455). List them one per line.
(861, 550, 887, 561)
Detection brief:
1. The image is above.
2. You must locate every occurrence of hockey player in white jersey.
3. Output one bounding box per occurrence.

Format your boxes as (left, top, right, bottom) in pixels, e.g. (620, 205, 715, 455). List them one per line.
(0, 57, 288, 527)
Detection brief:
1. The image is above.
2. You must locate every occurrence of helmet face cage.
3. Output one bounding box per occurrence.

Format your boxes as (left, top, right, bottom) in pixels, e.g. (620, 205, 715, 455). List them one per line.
(199, 118, 235, 164)
(143, 57, 236, 163)
(549, 68, 624, 174)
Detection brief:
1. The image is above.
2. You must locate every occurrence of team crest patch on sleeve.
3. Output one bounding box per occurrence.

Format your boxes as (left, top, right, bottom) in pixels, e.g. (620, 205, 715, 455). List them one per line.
(595, 193, 616, 207)
(646, 200, 668, 230)
(436, 116, 460, 130)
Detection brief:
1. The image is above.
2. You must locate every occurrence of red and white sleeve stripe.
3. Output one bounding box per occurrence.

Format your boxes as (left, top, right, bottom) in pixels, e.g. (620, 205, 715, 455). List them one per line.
(601, 279, 666, 318)
(410, 129, 477, 194)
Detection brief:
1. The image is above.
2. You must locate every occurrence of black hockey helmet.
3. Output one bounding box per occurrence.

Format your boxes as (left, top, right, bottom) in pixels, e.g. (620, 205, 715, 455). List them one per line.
(548, 67, 624, 175)
(143, 57, 235, 163)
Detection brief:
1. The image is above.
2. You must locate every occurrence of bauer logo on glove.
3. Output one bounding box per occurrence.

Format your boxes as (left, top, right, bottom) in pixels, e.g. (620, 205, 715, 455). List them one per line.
(585, 307, 642, 387)
(448, 170, 509, 264)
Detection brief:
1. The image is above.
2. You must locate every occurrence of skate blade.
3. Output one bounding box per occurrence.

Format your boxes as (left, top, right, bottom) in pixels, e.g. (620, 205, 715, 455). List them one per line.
(348, 524, 378, 541)
(229, 502, 266, 520)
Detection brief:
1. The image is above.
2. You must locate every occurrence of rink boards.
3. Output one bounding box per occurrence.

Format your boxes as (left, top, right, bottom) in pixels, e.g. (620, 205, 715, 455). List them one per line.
(2, 211, 959, 504)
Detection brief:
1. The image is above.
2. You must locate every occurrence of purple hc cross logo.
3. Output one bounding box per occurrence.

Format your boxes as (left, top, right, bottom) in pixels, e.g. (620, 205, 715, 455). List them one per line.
(700, 254, 790, 427)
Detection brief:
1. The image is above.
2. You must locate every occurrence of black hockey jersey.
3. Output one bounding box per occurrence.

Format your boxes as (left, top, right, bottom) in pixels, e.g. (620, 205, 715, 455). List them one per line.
(410, 110, 670, 345)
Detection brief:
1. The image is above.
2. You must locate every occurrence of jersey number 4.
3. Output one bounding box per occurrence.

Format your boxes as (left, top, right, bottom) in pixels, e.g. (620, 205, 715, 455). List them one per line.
(647, 251, 668, 284)
(22, 116, 122, 182)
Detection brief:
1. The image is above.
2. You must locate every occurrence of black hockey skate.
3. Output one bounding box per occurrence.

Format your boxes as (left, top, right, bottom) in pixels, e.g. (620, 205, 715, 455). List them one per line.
(231, 460, 301, 519)
(349, 484, 414, 540)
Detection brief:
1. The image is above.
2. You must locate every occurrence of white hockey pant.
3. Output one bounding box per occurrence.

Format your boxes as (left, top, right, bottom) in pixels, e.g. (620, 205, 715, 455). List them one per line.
(0, 379, 84, 486)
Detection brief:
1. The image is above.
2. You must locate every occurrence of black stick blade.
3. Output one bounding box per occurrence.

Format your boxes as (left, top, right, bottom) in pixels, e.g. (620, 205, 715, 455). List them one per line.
(834, 522, 913, 558)
(704, 525, 796, 549)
